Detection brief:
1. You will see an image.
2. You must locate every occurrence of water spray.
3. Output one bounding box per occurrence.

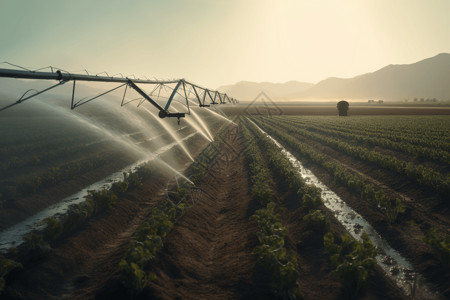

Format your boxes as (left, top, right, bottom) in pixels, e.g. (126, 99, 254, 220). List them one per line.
(142, 106, 194, 161)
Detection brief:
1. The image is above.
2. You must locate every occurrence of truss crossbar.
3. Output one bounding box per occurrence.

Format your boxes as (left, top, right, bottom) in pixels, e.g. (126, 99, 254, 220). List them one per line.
(0, 68, 236, 116)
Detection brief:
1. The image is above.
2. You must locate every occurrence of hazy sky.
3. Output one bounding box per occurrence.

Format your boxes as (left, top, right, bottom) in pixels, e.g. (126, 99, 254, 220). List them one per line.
(1, 0, 449, 88)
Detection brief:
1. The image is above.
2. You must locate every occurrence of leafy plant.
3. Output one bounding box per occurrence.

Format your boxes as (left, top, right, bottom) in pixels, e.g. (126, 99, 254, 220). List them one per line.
(42, 216, 62, 241)
(324, 231, 376, 299)
(254, 118, 411, 225)
(118, 260, 149, 297)
(251, 202, 299, 299)
(384, 198, 406, 224)
(119, 184, 192, 296)
(0, 256, 22, 294)
(20, 232, 52, 262)
(303, 210, 330, 233)
(261, 116, 449, 196)
(423, 227, 450, 266)
(300, 192, 322, 212)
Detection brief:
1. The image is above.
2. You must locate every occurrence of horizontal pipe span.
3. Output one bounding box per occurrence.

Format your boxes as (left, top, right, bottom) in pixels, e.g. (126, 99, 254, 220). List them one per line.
(0, 68, 177, 85)
(0, 67, 236, 111)
(0, 68, 226, 98)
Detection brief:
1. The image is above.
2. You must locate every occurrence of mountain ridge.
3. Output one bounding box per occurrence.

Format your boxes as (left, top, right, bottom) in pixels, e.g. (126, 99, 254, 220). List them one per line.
(218, 53, 450, 101)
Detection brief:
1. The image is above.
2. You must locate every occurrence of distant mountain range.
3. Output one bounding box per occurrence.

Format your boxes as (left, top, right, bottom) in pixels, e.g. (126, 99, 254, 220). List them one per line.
(217, 81, 314, 101)
(218, 53, 450, 101)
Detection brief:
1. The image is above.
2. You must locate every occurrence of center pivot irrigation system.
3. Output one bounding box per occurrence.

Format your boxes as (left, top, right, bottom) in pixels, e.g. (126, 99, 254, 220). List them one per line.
(0, 66, 238, 124)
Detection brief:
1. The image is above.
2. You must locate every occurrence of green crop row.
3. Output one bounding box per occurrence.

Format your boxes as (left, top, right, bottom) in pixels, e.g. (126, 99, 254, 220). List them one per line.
(251, 202, 299, 299)
(252, 118, 405, 225)
(422, 227, 450, 267)
(241, 123, 274, 205)
(283, 115, 450, 150)
(277, 117, 450, 165)
(0, 164, 153, 296)
(119, 187, 190, 297)
(245, 119, 377, 298)
(265, 117, 449, 196)
(1, 155, 109, 202)
(0, 131, 101, 159)
(324, 231, 377, 299)
(118, 122, 232, 296)
(0, 138, 110, 174)
(0, 256, 22, 295)
(240, 120, 299, 298)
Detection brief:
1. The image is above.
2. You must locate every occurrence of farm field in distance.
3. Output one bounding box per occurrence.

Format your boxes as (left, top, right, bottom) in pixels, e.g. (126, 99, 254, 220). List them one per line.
(1, 102, 449, 299)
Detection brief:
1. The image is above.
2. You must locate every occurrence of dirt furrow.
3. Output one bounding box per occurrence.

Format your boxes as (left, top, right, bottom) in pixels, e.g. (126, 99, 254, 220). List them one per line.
(145, 128, 269, 299)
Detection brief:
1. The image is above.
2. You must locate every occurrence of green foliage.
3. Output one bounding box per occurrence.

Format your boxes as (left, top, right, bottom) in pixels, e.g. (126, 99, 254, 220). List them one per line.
(111, 166, 152, 196)
(252, 118, 410, 225)
(119, 184, 191, 296)
(241, 123, 274, 205)
(117, 124, 231, 296)
(111, 177, 129, 194)
(60, 189, 117, 235)
(86, 189, 118, 211)
(62, 202, 91, 233)
(42, 217, 62, 241)
(36, 165, 149, 244)
(303, 210, 330, 233)
(251, 202, 299, 299)
(242, 121, 307, 298)
(245, 119, 315, 199)
(423, 227, 450, 266)
(20, 232, 52, 261)
(324, 232, 376, 299)
(0, 256, 22, 294)
(261, 116, 450, 196)
(384, 198, 406, 224)
(59, 165, 149, 237)
(301, 192, 322, 212)
(119, 260, 148, 297)
(169, 187, 190, 206)
(12, 156, 109, 198)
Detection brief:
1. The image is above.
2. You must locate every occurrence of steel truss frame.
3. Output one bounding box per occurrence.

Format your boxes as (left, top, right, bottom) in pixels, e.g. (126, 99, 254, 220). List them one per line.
(0, 68, 238, 122)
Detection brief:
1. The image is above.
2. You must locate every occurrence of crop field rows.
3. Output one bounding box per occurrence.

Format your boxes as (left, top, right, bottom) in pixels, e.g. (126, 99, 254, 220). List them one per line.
(0, 111, 223, 230)
(1, 111, 449, 299)
(137, 118, 407, 299)
(250, 115, 450, 297)
(0, 113, 231, 299)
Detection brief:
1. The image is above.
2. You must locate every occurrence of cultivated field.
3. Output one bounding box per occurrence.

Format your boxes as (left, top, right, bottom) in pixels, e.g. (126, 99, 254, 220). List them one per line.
(1, 103, 449, 299)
